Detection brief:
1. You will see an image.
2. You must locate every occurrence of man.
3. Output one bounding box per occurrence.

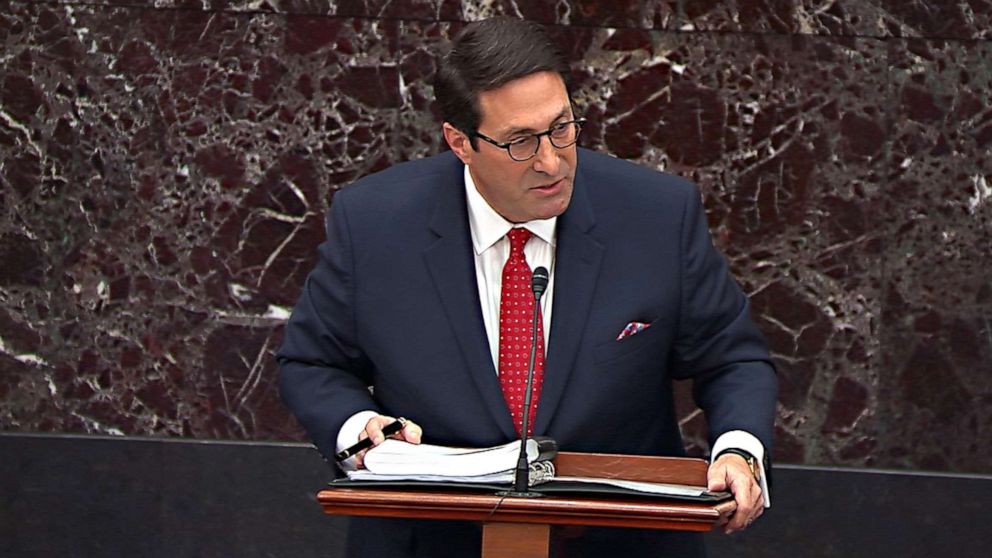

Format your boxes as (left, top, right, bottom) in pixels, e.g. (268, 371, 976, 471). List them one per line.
(278, 16, 777, 558)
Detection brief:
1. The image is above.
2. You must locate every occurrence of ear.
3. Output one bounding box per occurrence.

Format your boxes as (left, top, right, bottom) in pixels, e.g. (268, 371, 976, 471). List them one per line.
(442, 122, 474, 165)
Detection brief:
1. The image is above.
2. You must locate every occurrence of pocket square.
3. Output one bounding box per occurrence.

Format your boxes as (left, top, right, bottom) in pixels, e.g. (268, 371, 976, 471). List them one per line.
(616, 321, 650, 341)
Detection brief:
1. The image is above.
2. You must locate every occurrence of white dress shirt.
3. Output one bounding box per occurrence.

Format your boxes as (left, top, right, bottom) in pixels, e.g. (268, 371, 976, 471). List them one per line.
(462, 166, 555, 368)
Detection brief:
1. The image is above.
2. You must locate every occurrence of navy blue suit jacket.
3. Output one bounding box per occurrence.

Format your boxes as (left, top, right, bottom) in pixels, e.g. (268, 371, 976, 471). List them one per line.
(277, 148, 777, 557)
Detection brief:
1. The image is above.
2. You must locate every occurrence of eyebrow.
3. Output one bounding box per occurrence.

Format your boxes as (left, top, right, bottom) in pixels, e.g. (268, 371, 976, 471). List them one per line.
(498, 107, 571, 137)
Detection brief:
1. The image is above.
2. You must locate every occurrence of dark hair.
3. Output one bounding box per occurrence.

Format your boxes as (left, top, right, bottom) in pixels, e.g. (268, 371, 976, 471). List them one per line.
(434, 17, 571, 148)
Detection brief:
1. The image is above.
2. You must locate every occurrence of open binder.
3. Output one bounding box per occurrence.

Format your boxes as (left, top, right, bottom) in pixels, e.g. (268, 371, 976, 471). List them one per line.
(329, 438, 731, 503)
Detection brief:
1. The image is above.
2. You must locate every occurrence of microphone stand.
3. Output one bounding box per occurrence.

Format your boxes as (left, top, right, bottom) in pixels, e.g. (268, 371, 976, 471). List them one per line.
(505, 266, 549, 497)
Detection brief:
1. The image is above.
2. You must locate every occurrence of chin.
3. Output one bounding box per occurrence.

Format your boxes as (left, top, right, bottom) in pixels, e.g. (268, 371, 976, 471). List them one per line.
(535, 202, 570, 221)
(548, 193, 573, 218)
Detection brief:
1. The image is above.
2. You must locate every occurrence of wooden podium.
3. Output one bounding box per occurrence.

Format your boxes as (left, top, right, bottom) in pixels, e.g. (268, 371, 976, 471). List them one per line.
(317, 451, 736, 558)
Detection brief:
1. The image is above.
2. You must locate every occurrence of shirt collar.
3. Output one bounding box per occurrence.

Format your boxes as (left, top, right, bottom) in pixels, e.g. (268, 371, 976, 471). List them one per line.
(463, 165, 557, 255)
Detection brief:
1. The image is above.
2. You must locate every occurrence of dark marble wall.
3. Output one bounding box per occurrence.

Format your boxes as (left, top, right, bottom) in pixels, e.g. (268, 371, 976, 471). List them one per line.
(2, 1, 990, 473)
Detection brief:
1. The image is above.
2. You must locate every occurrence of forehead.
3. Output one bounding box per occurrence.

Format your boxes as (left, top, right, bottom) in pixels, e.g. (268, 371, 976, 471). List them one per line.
(477, 71, 571, 133)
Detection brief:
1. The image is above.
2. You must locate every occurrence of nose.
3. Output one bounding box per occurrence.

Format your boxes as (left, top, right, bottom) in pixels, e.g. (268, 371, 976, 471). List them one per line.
(531, 135, 561, 175)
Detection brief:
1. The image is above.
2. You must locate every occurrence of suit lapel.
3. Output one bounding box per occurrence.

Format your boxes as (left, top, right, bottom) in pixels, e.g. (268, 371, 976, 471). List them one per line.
(423, 169, 518, 439)
(534, 169, 604, 434)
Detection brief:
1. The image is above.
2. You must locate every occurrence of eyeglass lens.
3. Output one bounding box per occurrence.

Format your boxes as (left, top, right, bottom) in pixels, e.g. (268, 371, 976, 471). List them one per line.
(508, 122, 581, 161)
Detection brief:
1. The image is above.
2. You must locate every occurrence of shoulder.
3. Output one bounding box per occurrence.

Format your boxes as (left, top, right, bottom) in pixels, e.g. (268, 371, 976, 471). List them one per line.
(576, 148, 699, 207)
(332, 151, 462, 215)
(337, 151, 462, 202)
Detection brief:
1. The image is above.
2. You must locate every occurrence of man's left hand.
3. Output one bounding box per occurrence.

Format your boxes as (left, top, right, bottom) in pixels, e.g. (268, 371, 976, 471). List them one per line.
(707, 453, 764, 534)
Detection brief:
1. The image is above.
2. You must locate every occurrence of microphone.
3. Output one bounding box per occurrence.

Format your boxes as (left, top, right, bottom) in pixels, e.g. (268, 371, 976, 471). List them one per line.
(531, 266, 549, 298)
(511, 266, 549, 495)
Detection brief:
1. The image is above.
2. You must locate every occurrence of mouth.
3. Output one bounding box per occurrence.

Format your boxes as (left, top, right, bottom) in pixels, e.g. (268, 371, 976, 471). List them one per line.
(532, 177, 566, 193)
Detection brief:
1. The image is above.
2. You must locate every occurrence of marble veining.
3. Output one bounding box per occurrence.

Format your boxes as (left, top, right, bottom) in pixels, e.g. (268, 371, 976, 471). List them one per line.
(42, 0, 992, 40)
(1, 0, 990, 473)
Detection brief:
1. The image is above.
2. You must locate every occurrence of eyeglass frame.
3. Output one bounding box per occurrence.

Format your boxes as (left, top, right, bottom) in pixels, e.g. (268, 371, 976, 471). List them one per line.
(472, 118, 587, 162)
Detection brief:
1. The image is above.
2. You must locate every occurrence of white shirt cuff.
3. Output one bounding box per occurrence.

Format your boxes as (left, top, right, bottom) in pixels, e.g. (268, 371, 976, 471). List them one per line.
(335, 410, 380, 471)
(711, 430, 771, 508)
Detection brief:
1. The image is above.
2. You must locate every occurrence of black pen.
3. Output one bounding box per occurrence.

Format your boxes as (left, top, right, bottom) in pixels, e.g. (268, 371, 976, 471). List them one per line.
(334, 417, 407, 462)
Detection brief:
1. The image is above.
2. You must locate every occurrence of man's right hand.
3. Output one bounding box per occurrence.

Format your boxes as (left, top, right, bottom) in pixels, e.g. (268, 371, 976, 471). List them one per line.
(354, 415, 423, 469)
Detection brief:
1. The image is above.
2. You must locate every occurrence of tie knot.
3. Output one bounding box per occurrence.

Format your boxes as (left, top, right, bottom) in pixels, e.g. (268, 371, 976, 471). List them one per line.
(507, 228, 532, 254)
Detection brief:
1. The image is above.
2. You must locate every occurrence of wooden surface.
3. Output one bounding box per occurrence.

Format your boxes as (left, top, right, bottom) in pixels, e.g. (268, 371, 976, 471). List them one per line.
(482, 523, 550, 558)
(553, 452, 709, 486)
(317, 486, 735, 532)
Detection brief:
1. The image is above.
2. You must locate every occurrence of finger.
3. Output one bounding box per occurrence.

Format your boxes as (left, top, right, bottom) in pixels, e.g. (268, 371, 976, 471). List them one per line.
(724, 471, 758, 534)
(742, 476, 765, 526)
(738, 503, 763, 532)
(401, 420, 423, 444)
(354, 416, 397, 469)
(727, 491, 756, 533)
(707, 464, 728, 492)
(364, 415, 398, 445)
(385, 419, 415, 441)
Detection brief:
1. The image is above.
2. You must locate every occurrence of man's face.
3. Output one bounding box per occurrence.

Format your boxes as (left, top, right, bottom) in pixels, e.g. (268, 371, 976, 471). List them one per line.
(446, 71, 577, 224)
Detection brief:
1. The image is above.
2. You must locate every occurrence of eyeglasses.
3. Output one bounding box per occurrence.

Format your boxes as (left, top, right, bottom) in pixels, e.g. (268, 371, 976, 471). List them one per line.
(474, 118, 586, 162)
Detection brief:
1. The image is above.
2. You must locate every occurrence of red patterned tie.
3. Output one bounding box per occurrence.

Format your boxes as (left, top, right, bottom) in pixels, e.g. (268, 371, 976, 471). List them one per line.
(498, 228, 545, 436)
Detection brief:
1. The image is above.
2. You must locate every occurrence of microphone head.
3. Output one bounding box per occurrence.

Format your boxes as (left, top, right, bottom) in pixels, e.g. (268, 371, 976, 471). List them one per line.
(531, 266, 549, 297)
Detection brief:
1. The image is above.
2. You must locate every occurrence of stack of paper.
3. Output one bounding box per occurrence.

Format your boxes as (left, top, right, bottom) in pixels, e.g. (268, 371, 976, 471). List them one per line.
(347, 437, 557, 484)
